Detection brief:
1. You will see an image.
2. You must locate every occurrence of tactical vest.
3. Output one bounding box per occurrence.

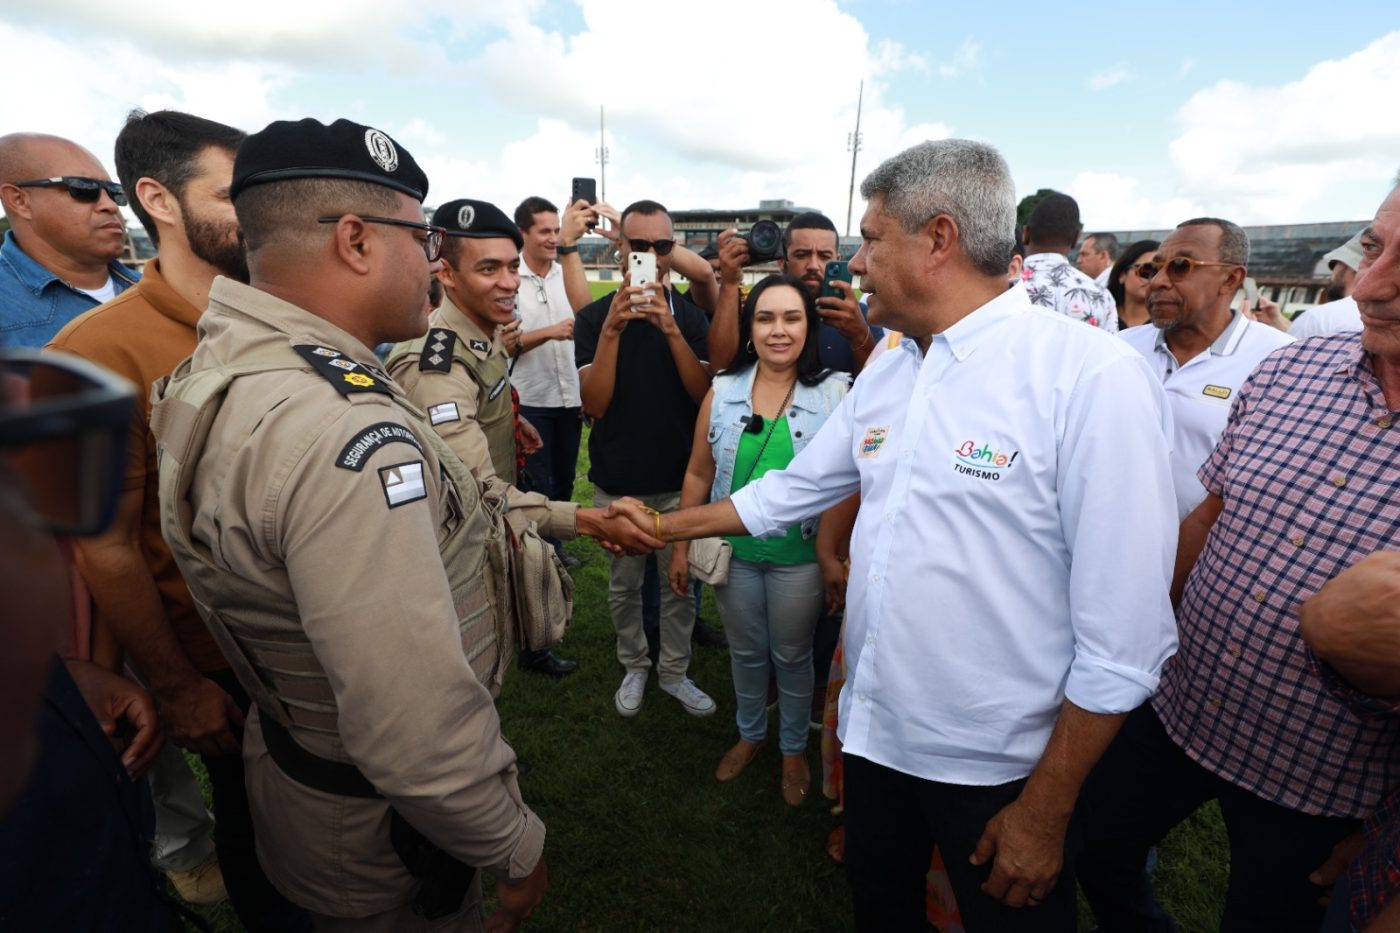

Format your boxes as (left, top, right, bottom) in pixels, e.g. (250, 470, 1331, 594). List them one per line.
(151, 344, 515, 745)
(386, 327, 516, 483)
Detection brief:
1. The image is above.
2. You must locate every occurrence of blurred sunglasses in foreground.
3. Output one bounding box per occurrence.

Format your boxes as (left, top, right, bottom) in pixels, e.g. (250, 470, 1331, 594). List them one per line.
(0, 350, 134, 536)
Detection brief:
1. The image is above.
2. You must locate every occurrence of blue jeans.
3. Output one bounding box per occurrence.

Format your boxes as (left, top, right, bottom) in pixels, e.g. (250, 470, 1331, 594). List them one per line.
(518, 406, 581, 503)
(713, 558, 822, 754)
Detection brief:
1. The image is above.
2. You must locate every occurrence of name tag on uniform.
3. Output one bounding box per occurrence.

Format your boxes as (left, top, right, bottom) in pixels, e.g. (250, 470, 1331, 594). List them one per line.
(379, 461, 427, 508)
(1202, 385, 1232, 400)
(428, 401, 460, 425)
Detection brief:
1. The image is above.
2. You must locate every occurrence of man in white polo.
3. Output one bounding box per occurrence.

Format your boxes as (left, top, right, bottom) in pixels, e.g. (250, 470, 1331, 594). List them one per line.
(1120, 217, 1294, 520)
(605, 139, 1179, 931)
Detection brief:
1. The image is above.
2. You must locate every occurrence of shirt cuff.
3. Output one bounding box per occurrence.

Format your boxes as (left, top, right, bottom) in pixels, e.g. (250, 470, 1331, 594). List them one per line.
(728, 484, 773, 539)
(1064, 651, 1164, 715)
(544, 500, 580, 541)
(503, 807, 546, 880)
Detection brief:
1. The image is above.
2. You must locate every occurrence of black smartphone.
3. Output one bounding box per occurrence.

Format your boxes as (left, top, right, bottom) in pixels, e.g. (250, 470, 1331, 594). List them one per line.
(819, 260, 852, 301)
(571, 177, 597, 229)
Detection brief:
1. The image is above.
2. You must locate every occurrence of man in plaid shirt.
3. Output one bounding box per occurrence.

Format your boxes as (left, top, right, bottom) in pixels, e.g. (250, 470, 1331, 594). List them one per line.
(1078, 179, 1400, 932)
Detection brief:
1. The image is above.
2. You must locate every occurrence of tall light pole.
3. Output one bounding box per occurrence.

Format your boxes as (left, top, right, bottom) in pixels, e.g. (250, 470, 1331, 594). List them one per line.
(596, 105, 609, 204)
(845, 80, 864, 238)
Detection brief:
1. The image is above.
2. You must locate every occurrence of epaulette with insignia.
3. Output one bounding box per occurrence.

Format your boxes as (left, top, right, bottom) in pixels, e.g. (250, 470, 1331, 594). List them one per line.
(420, 329, 458, 372)
(293, 345, 392, 396)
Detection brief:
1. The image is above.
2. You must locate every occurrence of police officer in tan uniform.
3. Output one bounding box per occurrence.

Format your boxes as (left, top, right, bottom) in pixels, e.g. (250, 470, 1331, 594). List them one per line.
(150, 118, 657, 932)
(388, 199, 587, 678)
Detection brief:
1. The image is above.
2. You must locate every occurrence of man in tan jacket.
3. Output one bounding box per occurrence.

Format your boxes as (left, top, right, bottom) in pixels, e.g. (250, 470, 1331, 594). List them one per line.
(152, 118, 634, 931)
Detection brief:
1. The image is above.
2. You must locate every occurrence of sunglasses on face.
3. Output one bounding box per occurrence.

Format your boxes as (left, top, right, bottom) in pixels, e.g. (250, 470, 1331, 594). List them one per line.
(626, 238, 676, 256)
(14, 176, 127, 206)
(0, 349, 136, 536)
(318, 215, 446, 262)
(1136, 256, 1239, 281)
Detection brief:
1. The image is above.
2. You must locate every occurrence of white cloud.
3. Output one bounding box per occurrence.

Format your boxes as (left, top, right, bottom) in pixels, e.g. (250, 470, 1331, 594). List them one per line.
(1166, 31, 1400, 222)
(1088, 64, 1133, 90)
(937, 38, 982, 78)
(1068, 171, 1202, 230)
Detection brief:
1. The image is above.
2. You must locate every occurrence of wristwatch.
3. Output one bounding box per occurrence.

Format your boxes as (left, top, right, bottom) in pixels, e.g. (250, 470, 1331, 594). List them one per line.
(557, 244, 579, 255)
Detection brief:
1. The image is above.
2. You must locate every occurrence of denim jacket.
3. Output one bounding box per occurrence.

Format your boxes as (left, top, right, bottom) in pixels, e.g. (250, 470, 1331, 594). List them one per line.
(0, 231, 139, 348)
(708, 366, 850, 538)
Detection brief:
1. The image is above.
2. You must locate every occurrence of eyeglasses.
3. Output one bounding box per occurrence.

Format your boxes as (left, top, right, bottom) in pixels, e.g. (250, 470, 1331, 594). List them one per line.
(13, 176, 127, 206)
(318, 215, 445, 262)
(1136, 256, 1240, 281)
(0, 349, 136, 535)
(626, 237, 676, 256)
(525, 274, 548, 305)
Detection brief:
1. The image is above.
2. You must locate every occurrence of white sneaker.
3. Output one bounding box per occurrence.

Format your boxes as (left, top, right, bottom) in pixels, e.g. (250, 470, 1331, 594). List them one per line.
(615, 671, 648, 717)
(659, 678, 717, 717)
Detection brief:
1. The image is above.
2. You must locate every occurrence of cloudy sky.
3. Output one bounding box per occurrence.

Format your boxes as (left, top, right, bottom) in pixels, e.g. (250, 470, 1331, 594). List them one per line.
(6, 1, 1399, 231)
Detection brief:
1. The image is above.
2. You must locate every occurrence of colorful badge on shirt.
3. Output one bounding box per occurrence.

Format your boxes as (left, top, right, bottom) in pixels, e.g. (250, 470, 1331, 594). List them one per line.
(859, 426, 889, 458)
(379, 460, 427, 508)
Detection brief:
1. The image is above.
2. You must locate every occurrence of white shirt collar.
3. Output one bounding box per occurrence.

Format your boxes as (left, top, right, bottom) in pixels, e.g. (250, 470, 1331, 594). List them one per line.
(932, 283, 1031, 363)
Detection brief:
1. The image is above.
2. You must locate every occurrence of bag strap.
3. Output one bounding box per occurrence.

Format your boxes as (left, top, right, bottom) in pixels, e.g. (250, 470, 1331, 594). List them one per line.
(737, 380, 796, 489)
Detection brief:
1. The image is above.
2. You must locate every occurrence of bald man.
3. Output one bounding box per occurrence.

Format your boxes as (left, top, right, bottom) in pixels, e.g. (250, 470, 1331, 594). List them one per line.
(0, 133, 138, 348)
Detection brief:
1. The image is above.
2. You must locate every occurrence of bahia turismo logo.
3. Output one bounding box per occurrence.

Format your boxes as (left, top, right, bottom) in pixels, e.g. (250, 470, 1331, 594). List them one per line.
(952, 439, 1019, 482)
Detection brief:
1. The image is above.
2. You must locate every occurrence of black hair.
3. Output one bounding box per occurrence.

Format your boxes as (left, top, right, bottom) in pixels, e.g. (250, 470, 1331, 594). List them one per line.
(718, 273, 832, 387)
(514, 195, 558, 232)
(114, 109, 245, 248)
(782, 211, 839, 255)
(1024, 192, 1081, 251)
(235, 177, 398, 254)
(1106, 239, 1159, 309)
(619, 199, 669, 233)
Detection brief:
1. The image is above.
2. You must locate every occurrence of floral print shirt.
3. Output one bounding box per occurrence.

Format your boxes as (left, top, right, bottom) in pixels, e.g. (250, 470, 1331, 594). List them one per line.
(1021, 252, 1117, 331)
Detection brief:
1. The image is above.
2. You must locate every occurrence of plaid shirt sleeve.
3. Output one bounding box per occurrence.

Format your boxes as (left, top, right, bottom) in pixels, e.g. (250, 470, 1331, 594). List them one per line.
(1309, 648, 1400, 721)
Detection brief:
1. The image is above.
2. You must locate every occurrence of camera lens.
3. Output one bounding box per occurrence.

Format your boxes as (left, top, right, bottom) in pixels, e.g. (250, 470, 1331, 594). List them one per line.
(749, 220, 780, 253)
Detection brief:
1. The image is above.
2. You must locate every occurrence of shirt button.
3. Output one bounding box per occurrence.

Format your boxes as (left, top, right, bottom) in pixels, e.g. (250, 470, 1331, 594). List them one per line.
(1379, 416, 1394, 428)
(900, 449, 912, 460)
(884, 512, 895, 522)
(1252, 591, 1266, 603)
(1208, 696, 1222, 710)
(1229, 645, 1242, 659)
(1331, 475, 1347, 488)
(865, 635, 875, 647)
(789, 409, 798, 418)
(1291, 534, 1305, 547)
(870, 573, 881, 585)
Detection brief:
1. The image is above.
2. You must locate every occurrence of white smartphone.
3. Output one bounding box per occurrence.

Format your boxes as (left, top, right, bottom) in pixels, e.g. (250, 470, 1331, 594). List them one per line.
(629, 251, 657, 290)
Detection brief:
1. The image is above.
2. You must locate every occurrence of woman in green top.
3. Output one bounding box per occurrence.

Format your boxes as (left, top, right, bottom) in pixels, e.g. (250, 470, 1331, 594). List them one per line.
(670, 274, 849, 805)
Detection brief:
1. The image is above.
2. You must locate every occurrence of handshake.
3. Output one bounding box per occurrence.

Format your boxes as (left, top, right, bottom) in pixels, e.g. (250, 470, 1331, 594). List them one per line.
(575, 497, 674, 556)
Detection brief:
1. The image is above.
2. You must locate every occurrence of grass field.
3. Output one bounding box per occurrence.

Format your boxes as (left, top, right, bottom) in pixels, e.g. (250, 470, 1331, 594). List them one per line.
(185, 431, 1230, 932)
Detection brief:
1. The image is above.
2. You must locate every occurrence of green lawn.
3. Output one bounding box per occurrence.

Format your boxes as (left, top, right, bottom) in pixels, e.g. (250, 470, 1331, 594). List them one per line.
(184, 432, 1229, 932)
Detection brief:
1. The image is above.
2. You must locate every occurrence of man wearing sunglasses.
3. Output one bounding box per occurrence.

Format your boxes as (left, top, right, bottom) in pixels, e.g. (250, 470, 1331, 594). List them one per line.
(152, 119, 561, 931)
(574, 199, 719, 719)
(0, 133, 139, 348)
(1078, 186, 1400, 931)
(1116, 218, 1293, 521)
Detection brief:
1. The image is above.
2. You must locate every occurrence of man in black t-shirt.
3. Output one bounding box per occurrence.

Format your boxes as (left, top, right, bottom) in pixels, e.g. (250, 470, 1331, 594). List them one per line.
(575, 199, 718, 720)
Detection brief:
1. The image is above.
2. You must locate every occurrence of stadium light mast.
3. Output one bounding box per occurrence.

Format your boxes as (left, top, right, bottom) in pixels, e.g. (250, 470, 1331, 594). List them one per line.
(596, 105, 609, 204)
(845, 80, 864, 238)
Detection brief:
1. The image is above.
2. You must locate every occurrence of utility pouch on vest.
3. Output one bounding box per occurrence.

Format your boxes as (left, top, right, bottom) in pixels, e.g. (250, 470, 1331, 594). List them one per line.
(258, 713, 475, 920)
(502, 508, 574, 651)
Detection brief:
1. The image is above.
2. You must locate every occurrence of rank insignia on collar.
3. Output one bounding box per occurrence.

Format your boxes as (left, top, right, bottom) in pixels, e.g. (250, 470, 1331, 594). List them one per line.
(468, 338, 490, 354)
(419, 329, 457, 373)
(294, 344, 392, 396)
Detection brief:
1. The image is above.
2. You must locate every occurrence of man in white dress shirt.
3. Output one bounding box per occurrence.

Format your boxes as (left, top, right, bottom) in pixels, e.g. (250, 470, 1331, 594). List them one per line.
(606, 139, 1179, 931)
(1120, 217, 1294, 520)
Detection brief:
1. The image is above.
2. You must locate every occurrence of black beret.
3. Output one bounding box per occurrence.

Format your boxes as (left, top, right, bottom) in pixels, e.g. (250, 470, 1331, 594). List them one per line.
(231, 118, 428, 201)
(431, 199, 524, 250)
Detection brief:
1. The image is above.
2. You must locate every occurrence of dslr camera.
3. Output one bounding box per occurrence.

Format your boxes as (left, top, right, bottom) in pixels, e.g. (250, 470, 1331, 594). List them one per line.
(741, 220, 783, 265)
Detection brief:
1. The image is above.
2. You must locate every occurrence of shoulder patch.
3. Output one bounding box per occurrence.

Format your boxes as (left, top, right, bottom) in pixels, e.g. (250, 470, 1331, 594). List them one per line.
(336, 421, 424, 471)
(419, 329, 458, 373)
(294, 345, 392, 396)
(379, 460, 427, 508)
(468, 338, 490, 354)
(487, 376, 508, 401)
